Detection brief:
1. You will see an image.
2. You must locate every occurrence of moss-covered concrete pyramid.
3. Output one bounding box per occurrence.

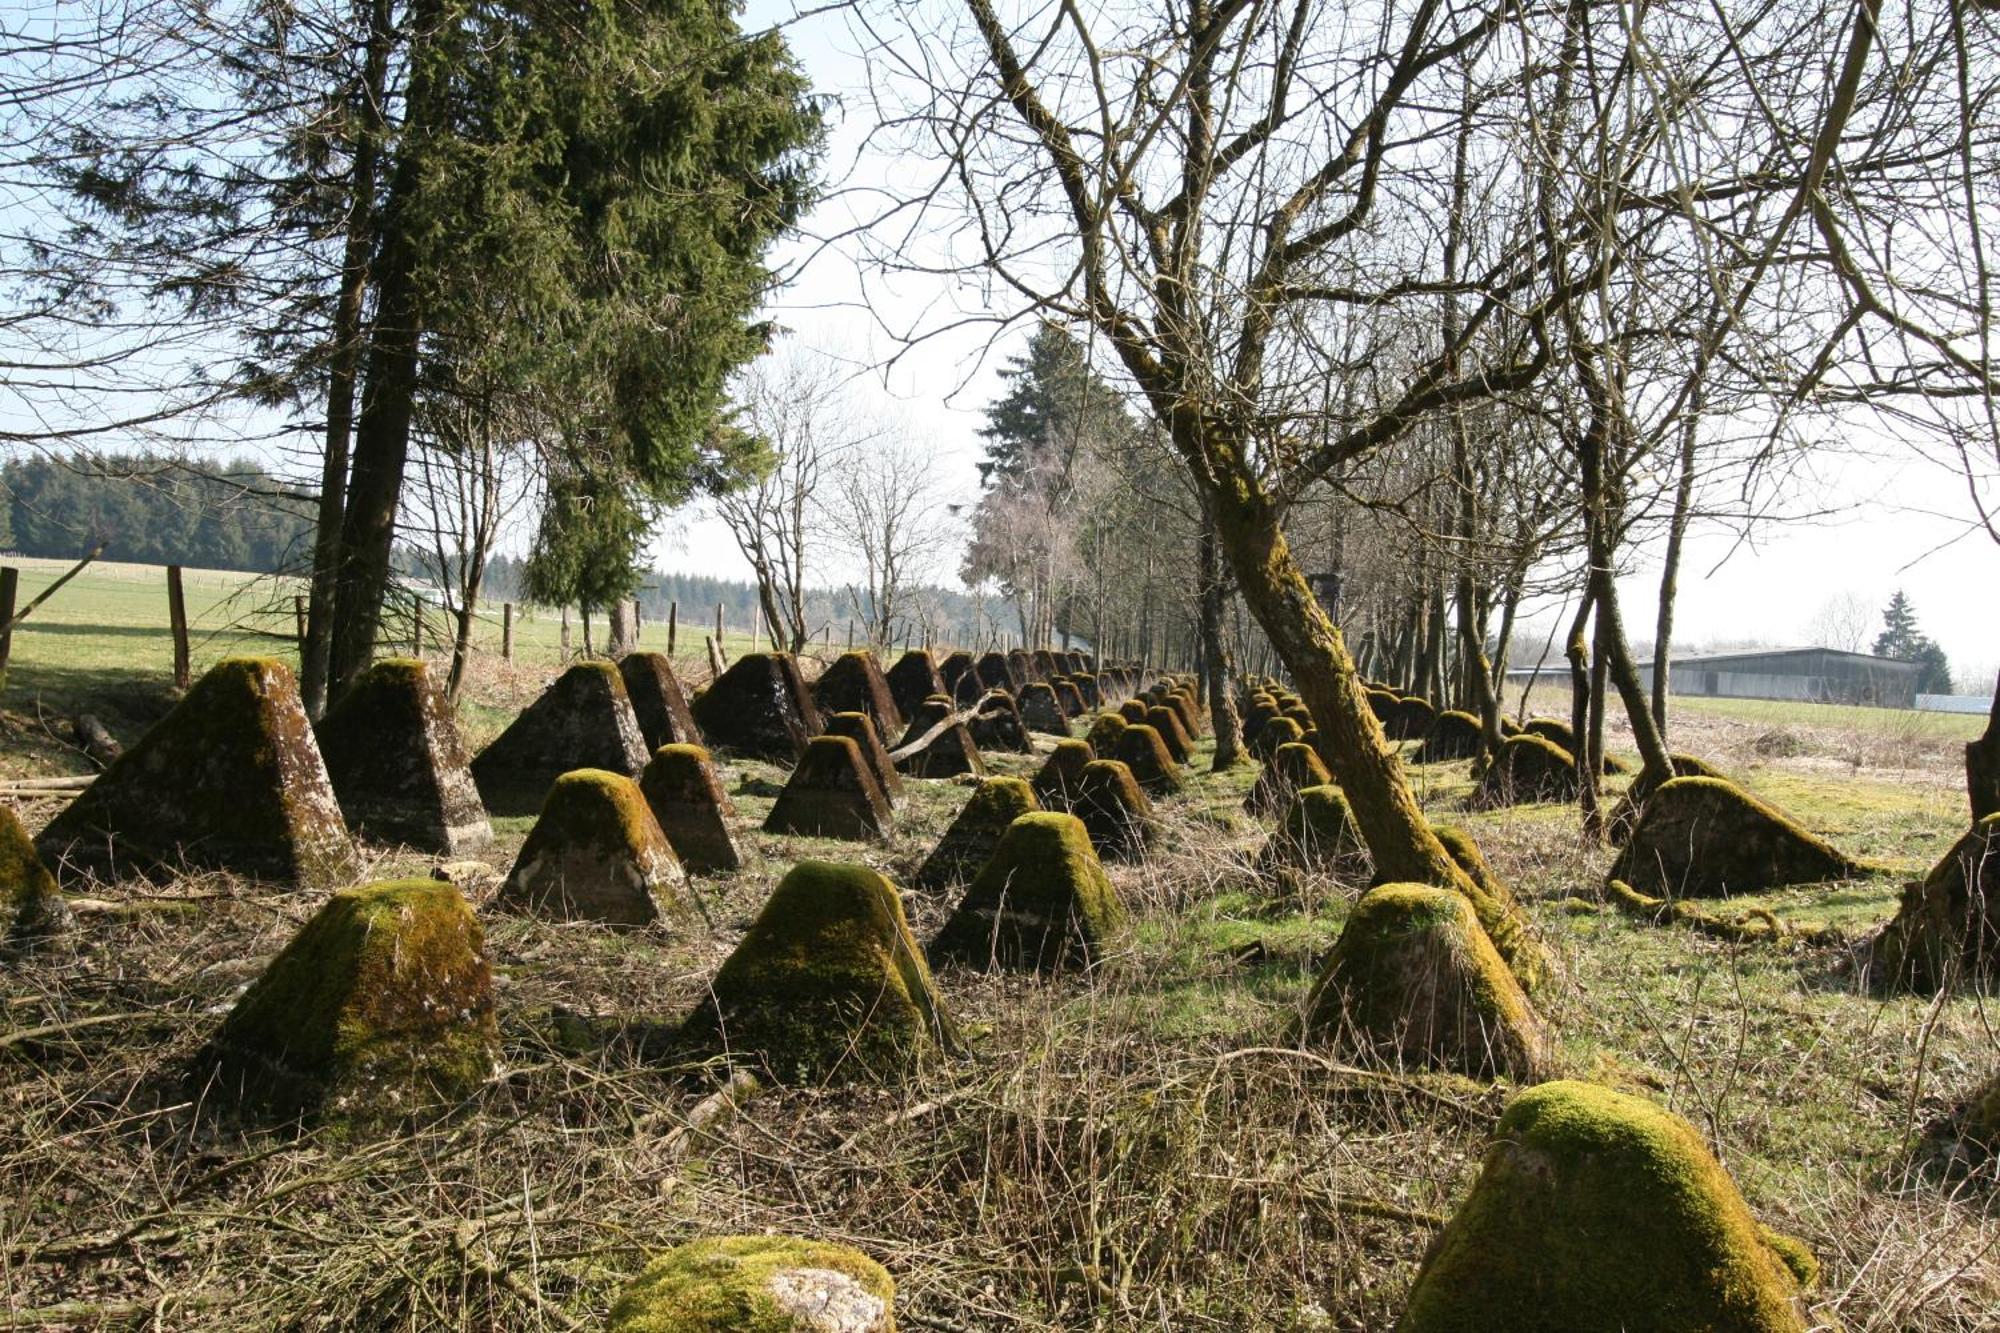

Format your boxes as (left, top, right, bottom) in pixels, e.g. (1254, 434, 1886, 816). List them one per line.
(1072, 759, 1157, 862)
(690, 652, 821, 763)
(316, 657, 491, 855)
(1525, 716, 1629, 774)
(639, 744, 741, 873)
(1083, 711, 1129, 756)
(811, 650, 904, 739)
(1032, 738, 1095, 812)
(930, 812, 1127, 972)
(1418, 709, 1484, 763)
(1, 804, 70, 942)
(1146, 705, 1195, 764)
(979, 650, 1021, 691)
(1019, 682, 1073, 737)
(1395, 1080, 1814, 1332)
(1114, 724, 1183, 796)
(1428, 825, 1547, 994)
(968, 689, 1033, 754)
(1249, 715, 1304, 762)
(196, 878, 496, 1119)
(824, 711, 903, 806)
(1386, 695, 1436, 742)
(37, 656, 354, 887)
(1867, 813, 2000, 992)
(913, 776, 1041, 891)
(1302, 884, 1548, 1082)
(609, 1235, 896, 1332)
(886, 649, 946, 721)
(618, 651, 703, 752)
(764, 735, 892, 841)
(892, 696, 984, 779)
(1607, 752, 1731, 843)
(469, 660, 649, 816)
(938, 650, 977, 694)
(1118, 698, 1149, 725)
(1473, 733, 1580, 807)
(496, 770, 686, 925)
(1263, 784, 1368, 873)
(1054, 678, 1087, 718)
(677, 860, 956, 1082)
(1610, 776, 1870, 899)
(1246, 741, 1333, 818)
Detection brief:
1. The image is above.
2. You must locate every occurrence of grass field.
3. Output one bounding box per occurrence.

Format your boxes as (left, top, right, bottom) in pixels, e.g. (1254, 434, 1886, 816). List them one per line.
(0, 564, 1996, 1329)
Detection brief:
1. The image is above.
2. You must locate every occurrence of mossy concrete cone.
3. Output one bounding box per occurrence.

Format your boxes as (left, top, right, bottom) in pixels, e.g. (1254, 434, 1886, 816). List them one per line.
(913, 776, 1041, 891)
(811, 651, 904, 740)
(196, 878, 497, 1120)
(764, 736, 893, 841)
(677, 860, 956, 1082)
(1610, 776, 1871, 899)
(496, 770, 686, 925)
(930, 812, 1126, 972)
(1473, 734, 1580, 807)
(1146, 706, 1195, 764)
(1032, 738, 1095, 812)
(892, 697, 985, 779)
(1019, 682, 1073, 737)
(885, 650, 946, 722)
(1, 804, 71, 943)
(691, 652, 821, 763)
(824, 711, 903, 804)
(619, 652, 704, 752)
(1417, 709, 1484, 763)
(1114, 724, 1183, 796)
(1523, 716, 1628, 774)
(1246, 741, 1333, 818)
(316, 657, 492, 855)
(609, 1235, 895, 1332)
(1426, 825, 1547, 995)
(1606, 753, 1729, 843)
(1070, 759, 1157, 862)
(1262, 784, 1367, 873)
(1302, 884, 1549, 1082)
(1395, 1080, 1815, 1333)
(936, 651, 976, 695)
(1868, 812, 2000, 992)
(1083, 712, 1129, 756)
(639, 744, 741, 874)
(1054, 678, 1087, 718)
(36, 656, 354, 888)
(978, 650, 1021, 691)
(968, 690, 1033, 754)
(469, 660, 649, 816)
(1249, 715, 1304, 762)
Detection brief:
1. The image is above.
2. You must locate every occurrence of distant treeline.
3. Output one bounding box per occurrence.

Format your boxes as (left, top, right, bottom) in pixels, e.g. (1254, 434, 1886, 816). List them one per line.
(1, 454, 313, 574)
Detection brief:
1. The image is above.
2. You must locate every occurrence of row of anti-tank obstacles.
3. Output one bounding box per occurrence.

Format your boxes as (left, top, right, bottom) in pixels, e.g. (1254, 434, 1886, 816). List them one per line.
(2, 651, 1994, 1329)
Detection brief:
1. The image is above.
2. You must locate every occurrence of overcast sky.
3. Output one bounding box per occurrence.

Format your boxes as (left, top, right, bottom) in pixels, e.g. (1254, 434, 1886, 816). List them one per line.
(658, 2, 2000, 688)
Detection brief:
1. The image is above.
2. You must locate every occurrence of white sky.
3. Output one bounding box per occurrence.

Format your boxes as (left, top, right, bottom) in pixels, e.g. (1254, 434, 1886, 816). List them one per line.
(649, 3, 2000, 683)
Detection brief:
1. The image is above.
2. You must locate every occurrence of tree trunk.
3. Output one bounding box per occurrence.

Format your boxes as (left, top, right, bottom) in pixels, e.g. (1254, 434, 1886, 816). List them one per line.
(609, 598, 639, 656)
(1968, 672, 2000, 823)
(1652, 395, 1702, 737)
(1565, 587, 1600, 831)
(1197, 511, 1244, 769)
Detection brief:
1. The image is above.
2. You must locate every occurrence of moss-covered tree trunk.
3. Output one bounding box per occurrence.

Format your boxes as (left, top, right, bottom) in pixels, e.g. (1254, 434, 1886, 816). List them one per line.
(1969, 672, 2000, 823)
(1197, 512, 1244, 770)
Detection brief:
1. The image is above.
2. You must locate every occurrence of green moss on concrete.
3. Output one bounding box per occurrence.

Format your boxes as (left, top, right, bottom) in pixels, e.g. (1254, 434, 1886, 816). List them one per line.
(1301, 883, 1548, 1082)
(1245, 741, 1333, 818)
(1118, 699, 1149, 724)
(200, 878, 496, 1121)
(1084, 712, 1130, 755)
(1395, 1080, 1811, 1332)
(1610, 776, 1873, 899)
(1, 803, 69, 942)
(892, 697, 985, 779)
(36, 656, 355, 888)
(825, 711, 903, 804)
(1249, 715, 1304, 762)
(1473, 734, 1580, 807)
(1072, 759, 1157, 862)
(1417, 710, 1484, 763)
(1031, 738, 1095, 812)
(317, 657, 491, 855)
(1608, 753, 1731, 843)
(930, 812, 1127, 972)
(639, 744, 741, 873)
(1146, 706, 1195, 764)
(1523, 716, 1629, 774)
(1427, 824, 1547, 995)
(1867, 812, 2000, 992)
(691, 653, 821, 763)
(470, 660, 651, 815)
(498, 769, 685, 925)
(1263, 784, 1367, 874)
(677, 860, 956, 1082)
(914, 776, 1041, 890)
(765, 735, 893, 841)
(609, 1234, 895, 1332)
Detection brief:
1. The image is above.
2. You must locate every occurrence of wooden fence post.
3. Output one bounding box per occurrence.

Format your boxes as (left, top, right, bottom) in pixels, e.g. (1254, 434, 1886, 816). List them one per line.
(667, 600, 678, 656)
(502, 602, 514, 660)
(167, 564, 191, 690)
(0, 566, 16, 694)
(294, 595, 307, 648)
(715, 603, 724, 654)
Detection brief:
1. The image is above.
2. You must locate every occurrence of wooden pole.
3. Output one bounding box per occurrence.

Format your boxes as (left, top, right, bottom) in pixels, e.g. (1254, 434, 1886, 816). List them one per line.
(294, 595, 307, 647)
(167, 564, 191, 690)
(561, 606, 571, 658)
(667, 600, 678, 656)
(502, 602, 514, 660)
(846, 620, 854, 650)
(0, 566, 16, 694)
(411, 592, 423, 656)
(716, 602, 724, 654)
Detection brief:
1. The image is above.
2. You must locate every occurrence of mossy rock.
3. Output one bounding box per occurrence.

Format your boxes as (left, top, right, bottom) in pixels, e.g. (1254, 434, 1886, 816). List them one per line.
(1083, 712, 1130, 755)
(496, 769, 686, 925)
(1241, 699, 1281, 744)
(892, 697, 984, 779)
(765, 736, 893, 841)
(1249, 715, 1304, 762)
(676, 860, 956, 1082)
(1032, 738, 1096, 812)
(1019, 682, 1073, 737)
(811, 651, 904, 739)
(1246, 741, 1333, 818)
(1609, 776, 1871, 899)
(609, 1234, 895, 1332)
(1146, 706, 1195, 764)
(913, 776, 1041, 891)
(1607, 753, 1731, 844)
(1395, 1080, 1813, 1332)
(885, 650, 946, 721)
(1262, 784, 1368, 874)
(824, 711, 903, 804)
(1866, 812, 2000, 993)
(1118, 698, 1149, 724)
(968, 690, 1033, 754)
(1473, 733, 1581, 808)
(317, 657, 492, 855)
(1302, 884, 1549, 1082)
(1071, 759, 1157, 862)
(691, 653, 821, 763)
(639, 744, 741, 874)
(37, 656, 354, 888)
(979, 650, 1022, 691)
(1054, 678, 1087, 717)
(930, 812, 1127, 972)
(196, 878, 496, 1121)
(1114, 724, 1183, 796)
(1417, 709, 1484, 763)
(1, 804, 71, 943)
(470, 661, 650, 817)
(1428, 824, 1547, 995)
(619, 652, 704, 752)
(1523, 716, 1629, 774)
(937, 650, 977, 693)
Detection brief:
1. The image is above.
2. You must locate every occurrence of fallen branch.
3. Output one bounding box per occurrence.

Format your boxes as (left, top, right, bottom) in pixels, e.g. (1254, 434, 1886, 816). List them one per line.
(3, 544, 107, 633)
(1605, 878, 1848, 946)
